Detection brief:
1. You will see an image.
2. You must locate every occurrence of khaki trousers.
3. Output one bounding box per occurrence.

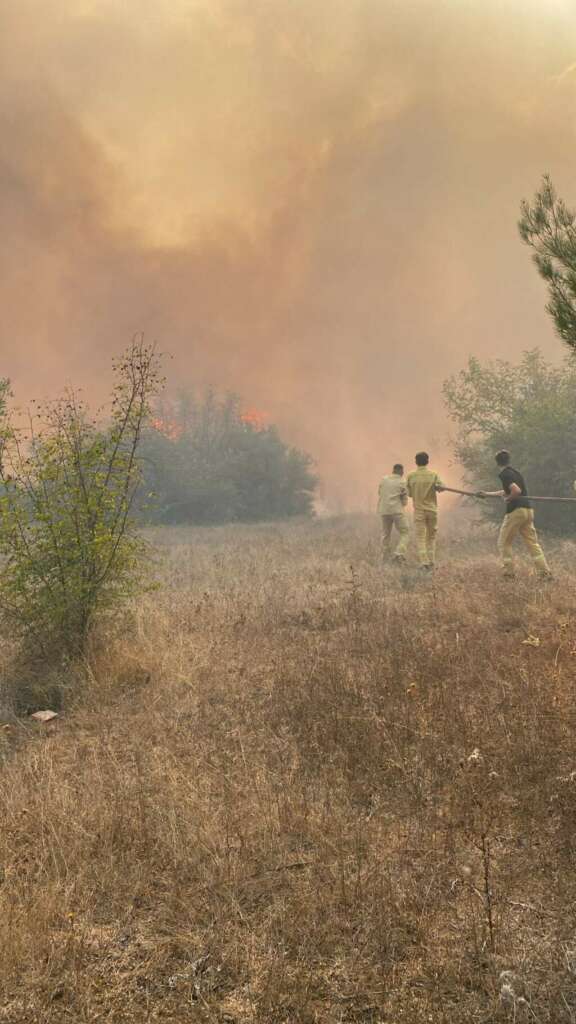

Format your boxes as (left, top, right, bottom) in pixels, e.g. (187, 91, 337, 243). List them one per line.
(414, 510, 438, 566)
(381, 512, 410, 558)
(498, 508, 550, 577)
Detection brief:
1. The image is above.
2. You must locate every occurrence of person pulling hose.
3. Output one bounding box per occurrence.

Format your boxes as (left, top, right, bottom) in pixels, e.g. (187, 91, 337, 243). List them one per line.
(476, 450, 551, 580)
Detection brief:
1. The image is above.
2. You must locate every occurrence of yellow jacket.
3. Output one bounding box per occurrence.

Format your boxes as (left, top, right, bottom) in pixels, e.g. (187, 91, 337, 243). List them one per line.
(377, 474, 408, 515)
(406, 467, 444, 513)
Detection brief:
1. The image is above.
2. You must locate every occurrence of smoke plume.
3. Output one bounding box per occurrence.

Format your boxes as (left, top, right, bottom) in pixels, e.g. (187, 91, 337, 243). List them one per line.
(2, 0, 576, 506)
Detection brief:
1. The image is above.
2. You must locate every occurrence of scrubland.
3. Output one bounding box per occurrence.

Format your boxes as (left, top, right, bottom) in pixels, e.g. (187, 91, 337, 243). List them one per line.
(1, 513, 576, 1023)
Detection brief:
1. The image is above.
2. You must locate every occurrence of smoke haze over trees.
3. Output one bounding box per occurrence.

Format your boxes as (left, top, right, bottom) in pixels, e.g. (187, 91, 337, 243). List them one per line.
(3, 1, 576, 503)
(140, 392, 317, 524)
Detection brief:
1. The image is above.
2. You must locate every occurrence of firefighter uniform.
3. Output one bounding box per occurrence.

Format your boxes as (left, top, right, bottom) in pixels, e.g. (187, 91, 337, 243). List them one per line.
(406, 466, 444, 567)
(377, 474, 409, 559)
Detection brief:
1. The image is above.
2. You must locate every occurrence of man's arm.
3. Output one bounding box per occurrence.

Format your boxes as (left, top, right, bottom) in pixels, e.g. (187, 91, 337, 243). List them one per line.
(479, 466, 509, 499)
(499, 467, 519, 502)
(435, 475, 445, 493)
(478, 468, 520, 500)
(506, 482, 521, 499)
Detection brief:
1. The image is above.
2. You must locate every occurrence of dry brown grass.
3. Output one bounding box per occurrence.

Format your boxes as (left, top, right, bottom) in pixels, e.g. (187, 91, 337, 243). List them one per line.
(1, 513, 576, 1022)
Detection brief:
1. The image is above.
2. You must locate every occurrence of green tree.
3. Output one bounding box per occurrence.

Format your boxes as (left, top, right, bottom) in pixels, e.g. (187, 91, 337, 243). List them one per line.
(0, 338, 163, 656)
(140, 389, 318, 524)
(443, 350, 576, 534)
(519, 175, 576, 352)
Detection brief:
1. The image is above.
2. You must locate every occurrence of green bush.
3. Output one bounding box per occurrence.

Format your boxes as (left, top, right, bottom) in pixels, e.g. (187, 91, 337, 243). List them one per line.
(140, 390, 318, 524)
(0, 339, 163, 656)
(443, 350, 576, 534)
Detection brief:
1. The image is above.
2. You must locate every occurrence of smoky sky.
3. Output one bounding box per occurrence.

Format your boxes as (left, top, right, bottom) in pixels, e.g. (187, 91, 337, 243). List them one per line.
(2, 0, 576, 505)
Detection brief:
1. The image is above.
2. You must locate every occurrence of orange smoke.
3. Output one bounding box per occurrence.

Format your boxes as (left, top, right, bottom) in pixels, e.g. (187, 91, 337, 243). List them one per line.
(2, 1, 576, 509)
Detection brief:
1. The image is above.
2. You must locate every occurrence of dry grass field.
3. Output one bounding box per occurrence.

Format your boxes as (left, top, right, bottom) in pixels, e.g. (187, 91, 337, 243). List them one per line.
(1, 513, 576, 1023)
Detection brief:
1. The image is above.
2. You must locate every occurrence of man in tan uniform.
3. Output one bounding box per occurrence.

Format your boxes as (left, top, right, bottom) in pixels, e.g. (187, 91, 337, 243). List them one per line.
(406, 452, 445, 570)
(377, 463, 409, 563)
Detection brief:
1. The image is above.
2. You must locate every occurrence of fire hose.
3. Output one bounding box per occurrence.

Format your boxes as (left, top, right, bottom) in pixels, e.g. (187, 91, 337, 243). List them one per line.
(441, 486, 576, 504)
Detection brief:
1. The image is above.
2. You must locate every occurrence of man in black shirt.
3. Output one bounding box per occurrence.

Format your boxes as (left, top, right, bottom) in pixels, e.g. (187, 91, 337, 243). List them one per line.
(479, 450, 551, 578)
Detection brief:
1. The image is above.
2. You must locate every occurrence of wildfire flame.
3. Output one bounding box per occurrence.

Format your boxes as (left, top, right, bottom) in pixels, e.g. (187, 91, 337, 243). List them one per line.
(150, 405, 269, 439)
(241, 408, 268, 431)
(150, 416, 184, 441)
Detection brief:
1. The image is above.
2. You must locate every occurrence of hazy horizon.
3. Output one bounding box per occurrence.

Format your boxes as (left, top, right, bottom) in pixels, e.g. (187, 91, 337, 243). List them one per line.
(2, 0, 576, 506)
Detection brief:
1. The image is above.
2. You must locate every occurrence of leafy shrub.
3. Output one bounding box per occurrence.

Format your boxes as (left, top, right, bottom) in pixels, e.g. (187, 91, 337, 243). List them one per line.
(0, 338, 163, 656)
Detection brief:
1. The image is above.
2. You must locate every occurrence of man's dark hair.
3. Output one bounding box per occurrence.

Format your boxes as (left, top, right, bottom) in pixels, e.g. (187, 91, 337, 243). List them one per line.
(393, 463, 404, 475)
(495, 449, 511, 467)
(415, 451, 429, 467)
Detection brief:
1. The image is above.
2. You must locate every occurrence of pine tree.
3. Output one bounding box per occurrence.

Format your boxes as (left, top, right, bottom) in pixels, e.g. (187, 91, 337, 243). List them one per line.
(519, 175, 576, 352)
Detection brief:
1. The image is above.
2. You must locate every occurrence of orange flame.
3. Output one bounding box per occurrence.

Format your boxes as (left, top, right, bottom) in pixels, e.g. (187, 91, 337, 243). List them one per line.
(241, 408, 268, 431)
(151, 406, 269, 439)
(150, 416, 184, 441)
